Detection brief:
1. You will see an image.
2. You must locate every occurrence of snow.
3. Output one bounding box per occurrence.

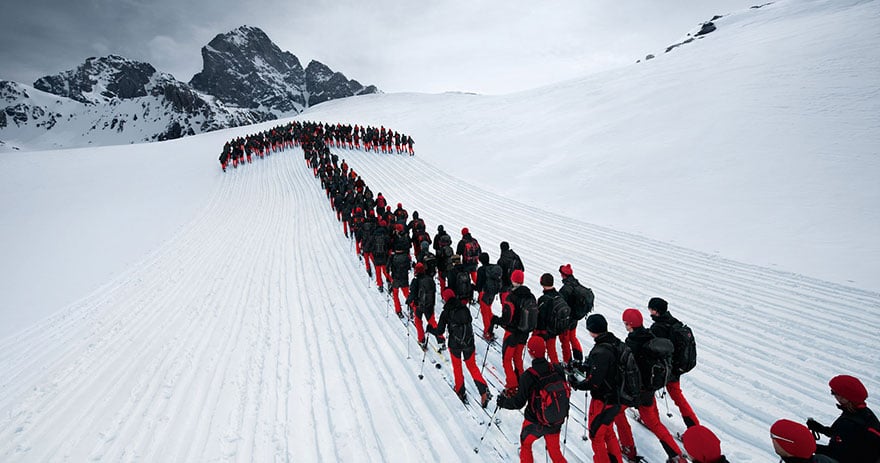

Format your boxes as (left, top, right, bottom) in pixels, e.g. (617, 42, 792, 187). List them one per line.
(0, 0, 878, 461)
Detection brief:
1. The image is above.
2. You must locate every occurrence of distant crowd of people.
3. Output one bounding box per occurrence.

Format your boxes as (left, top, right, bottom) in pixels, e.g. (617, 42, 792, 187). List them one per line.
(217, 121, 413, 171)
(216, 122, 878, 463)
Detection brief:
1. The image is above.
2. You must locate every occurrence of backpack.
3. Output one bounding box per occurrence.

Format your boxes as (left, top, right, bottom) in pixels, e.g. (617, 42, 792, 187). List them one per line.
(448, 305, 474, 348)
(418, 276, 435, 310)
(463, 239, 481, 265)
(484, 264, 502, 294)
(373, 234, 387, 256)
(670, 322, 697, 374)
(641, 336, 674, 391)
(516, 293, 539, 333)
(454, 271, 472, 300)
(566, 281, 595, 320)
(529, 366, 571, 427)
(604, 341, 642, 407)
(549, 295, 571, 334)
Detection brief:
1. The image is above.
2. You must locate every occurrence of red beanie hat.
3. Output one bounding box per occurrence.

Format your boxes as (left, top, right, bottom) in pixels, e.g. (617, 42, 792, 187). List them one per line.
(622, 308, 644, 328)
(770, 419, 816, 459)
(830, 375, 868, 405)
(511, 269, 524, 285)
(414, 263, 425, 274)
(461, 227, 469, 235)
(682, 425, 722, 463)
(559, 264, 573, 277)
(441, 288, 456, 302)
(527, 336, 546, 358)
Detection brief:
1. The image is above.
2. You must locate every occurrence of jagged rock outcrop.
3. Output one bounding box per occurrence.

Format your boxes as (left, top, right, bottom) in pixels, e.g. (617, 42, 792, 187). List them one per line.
(190, 26, 378, 114)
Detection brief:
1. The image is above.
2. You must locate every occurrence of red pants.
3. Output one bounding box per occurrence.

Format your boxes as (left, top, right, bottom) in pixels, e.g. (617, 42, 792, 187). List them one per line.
(589, 399, 622, 463)
(374, 265, 390, 287)
(478, 292, 494, 336)
(614, 399, 680, 457)
(450, 350, 487, 394)
(558, 326, 583, 363)
(364, 252, 374, 274)
(666, 381, 699, 426)
(470, 271, 477, 285)
(414, 312, 439, 343)
(438, 272, 446, 292)
(520, 420, 567, 463)
(392, 286, 409, 314)
(502, 332, 526, 389)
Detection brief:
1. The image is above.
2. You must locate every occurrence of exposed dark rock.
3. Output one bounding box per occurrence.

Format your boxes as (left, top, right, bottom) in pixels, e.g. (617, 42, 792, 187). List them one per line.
(695, 22, 717, 37)
(34, 55, 156, 104)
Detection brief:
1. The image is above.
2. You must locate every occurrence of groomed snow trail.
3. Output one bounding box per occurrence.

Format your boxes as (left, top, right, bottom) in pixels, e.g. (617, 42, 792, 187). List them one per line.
(0, 144, 877, 462)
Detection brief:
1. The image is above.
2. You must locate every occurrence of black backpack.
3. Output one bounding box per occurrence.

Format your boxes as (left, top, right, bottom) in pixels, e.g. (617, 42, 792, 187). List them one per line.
(417, 276, 436, 311)
(529, 366, 571, 427)
(549, 295, 571, 334)
(566, 281, 595, 320)
(484, 264, 502, 294)
(670, 322, 697, 374)
(605, 341, 642, 407)
(448, 305, 474, 348)
(516, 292, 539, 333)
(373, 233, 388, 256)
(641, 336, 674, 391)
(454, 270, 472, 300)
(463, 239, 481, 265)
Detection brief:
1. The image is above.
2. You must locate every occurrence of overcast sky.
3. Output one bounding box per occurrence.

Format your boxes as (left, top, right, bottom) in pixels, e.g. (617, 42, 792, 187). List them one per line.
(1, 0, 760, 94)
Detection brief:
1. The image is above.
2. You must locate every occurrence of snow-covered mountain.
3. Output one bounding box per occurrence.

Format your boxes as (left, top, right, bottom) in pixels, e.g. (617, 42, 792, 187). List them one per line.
(191, 25, 377, 113)
(0, 0, 877, 462)
(0, 26, 378, 152)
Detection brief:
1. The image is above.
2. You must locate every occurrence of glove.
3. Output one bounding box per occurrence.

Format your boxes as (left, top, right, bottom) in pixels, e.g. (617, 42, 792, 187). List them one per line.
(495, 394, 505, 409)
(806, 418, 826, 434)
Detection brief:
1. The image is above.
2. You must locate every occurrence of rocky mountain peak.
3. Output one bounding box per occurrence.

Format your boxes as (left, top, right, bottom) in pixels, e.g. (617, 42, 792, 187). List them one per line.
(33, 55, 159, 104)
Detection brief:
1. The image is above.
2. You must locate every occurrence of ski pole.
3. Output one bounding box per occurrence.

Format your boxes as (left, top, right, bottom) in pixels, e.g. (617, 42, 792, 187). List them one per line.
(406, 313, 411, 359)
(480, 342, 491, 375)
(562, 412, 570, 456)
(417, 348, 428, 379)
(582, 394, 590, 441)
(473, 404, 500, 454)
(661, 388, 672, 418)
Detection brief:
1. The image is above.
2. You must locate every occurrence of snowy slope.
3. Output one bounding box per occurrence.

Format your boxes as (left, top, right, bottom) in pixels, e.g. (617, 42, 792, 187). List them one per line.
(0, 0, 878, 461)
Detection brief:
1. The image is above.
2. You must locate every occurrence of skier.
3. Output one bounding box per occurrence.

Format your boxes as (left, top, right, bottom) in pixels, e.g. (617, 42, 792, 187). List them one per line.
(456, 228, 481, 284)
(535, 273, 565, 365)
(372, 220, 392, 292)
(615, 308, 686, 462)
(569, 314, 624, 463)
(447, 255, 474, 305)
(475, 252, 502, 341)
(427, 289, 492, 407)
(491, 269, 535, 393)
(389, 249, 412, 317)
(557, 264, 590, 366)
(406, 263, 444, 350)
(416, 241, 438, 279)
(681, 425, 730, 463)
(807, 375, 880, 463)
(647, 297, 700, 429)
(433, 225, 454, 291)
(497, 241, 525, 305)
(497, 336, 569, 463)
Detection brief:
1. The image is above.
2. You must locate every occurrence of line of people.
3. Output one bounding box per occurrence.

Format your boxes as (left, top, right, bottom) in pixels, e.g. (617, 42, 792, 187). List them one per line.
(217, 120, 414, 172)
(224, 124, 878, 462)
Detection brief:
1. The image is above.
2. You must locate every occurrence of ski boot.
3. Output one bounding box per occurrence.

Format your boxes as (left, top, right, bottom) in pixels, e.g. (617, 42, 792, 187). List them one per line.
(378, 285, 384, 293)
(456, 388, 467, 404)
(418, 339, 428, 352)
(480, 390, 493, 409)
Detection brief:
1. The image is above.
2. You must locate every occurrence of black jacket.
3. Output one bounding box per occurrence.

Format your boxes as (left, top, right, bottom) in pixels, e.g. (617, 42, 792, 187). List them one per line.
(432, 298, 475, 356)
(649, 311, 683, 383)
(536, 288, 563, 335)
(497, 248, 524, 292)
(572, 332, 622, 403)
(406, 274, 436, 316)
(814, 404, 880, 463)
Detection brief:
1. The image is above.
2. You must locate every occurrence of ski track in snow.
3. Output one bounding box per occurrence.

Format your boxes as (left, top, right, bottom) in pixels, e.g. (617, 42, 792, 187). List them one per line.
(0, 145, 877, 462)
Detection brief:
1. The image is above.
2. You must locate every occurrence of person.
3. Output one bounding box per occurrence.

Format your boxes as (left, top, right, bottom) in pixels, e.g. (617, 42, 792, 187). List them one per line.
(772, 419, 836, 462)
(647, 297, 700, 428)
(569, 314, 624, 463)
(557, 264, 590, 365)
(433, 225, 454, 291)
(416, 241, 438, 279)
(389, 249, 412, 317)
(614, 308, 685, 462)
(447, 255, 474, 305)
(491, 269, 534, 393)
(406, 263, 444, 350)
(408, 211, 428, 257)
(535, 273, 565, 365)
(456, 227, 481, 284)
(497, 241, 524, 305)
(428, 289, 492, 407)
(475, 252, 502, 341)
(681, 425, 729, 463)
(497, 336, 569, 463)
(807, 375, 880, 463)
(372, 220, 392, 292)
